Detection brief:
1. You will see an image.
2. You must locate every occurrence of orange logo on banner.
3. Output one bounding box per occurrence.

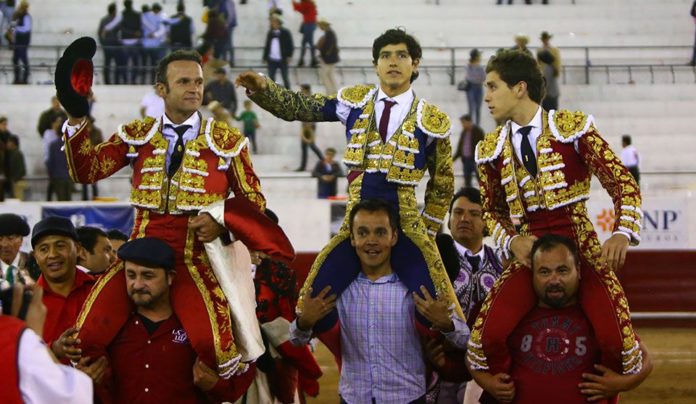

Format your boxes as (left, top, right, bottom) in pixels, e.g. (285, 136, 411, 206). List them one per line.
(596, 209, 616, 232)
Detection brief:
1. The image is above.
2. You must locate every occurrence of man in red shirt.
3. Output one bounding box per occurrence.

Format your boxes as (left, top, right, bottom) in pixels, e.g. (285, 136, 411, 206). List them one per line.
(90, 237, 254, 403)
(31, 216, 95, 362)
(468, 234, 652, 403)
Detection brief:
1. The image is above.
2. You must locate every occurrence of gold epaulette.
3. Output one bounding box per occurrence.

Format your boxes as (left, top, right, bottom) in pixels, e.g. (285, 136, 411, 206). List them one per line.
(548, 109, 596, 143)
(475, 125, 507, 164)
(416, 99, 451, 138)
(203, 118, 248, 159)
(336, 84, 377, 109)
(117, 117, 158, 145)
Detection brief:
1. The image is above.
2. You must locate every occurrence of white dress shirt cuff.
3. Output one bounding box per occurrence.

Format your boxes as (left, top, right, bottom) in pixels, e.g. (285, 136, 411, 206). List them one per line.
(288, 319, 313, 346)
(442, 313, 471, 350)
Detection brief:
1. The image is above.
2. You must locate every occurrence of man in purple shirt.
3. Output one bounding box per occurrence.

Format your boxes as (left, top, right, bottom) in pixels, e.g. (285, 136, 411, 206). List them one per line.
(290, 199, 470, 404)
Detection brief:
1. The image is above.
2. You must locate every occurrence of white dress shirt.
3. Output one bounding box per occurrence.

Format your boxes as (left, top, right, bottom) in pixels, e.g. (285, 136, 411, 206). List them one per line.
(19, 328, 93, 403)
(620, 145, 640, 168)
(453, 240, 485, 262)
(510, 106, 543, 164)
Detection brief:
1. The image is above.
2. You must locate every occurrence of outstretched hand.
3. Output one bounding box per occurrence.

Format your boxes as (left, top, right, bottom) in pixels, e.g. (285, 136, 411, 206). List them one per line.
(235, 71, 267, 93)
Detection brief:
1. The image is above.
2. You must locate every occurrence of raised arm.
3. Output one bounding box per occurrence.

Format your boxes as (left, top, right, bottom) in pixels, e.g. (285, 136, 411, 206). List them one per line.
(63, 120, 130, 184)
(236, 72, 339, 123)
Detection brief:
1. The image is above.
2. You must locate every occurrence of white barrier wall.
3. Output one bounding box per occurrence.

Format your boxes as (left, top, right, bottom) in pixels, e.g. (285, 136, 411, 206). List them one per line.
(2, 190, 695, 253)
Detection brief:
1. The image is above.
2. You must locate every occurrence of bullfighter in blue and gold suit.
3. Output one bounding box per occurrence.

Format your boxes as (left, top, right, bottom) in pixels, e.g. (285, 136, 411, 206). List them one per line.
(238, 29, 466, 375)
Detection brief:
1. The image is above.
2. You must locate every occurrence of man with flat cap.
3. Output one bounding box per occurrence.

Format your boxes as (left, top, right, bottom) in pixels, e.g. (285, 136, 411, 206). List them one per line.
(86, 237, 254, 403)
(31, 216, 95, 363)
(0, 213, 34, 289)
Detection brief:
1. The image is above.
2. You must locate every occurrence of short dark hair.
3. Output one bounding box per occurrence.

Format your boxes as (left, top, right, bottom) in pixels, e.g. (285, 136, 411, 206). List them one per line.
(214, 67, 226, 75)
(486, 49, 545, 104)
(77, 226, 108, 254)
(107, 2, 116, 14)
(449, 187, 482, 214)
(372, 28, 422, 83)
(622, 135, 632, 145)
(106, 229, 129, 242)
(530, 234, 579, 270)
(300, 83, 311, 91)
(460, 114, 472, 122)
(155, 50, 202, 86)
(348, 199, 399, 233)
(325, 147, 337, 154)
(7, 135, 19, 147)
(177, 2, 185, 13)
(0, 116, 7, 124)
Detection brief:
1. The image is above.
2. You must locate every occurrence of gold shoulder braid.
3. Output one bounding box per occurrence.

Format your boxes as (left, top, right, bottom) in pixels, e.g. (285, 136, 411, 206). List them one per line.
(416, 100, 450, 138)
(203, 118, 249, 170)
(548, 109, 594, 143)
(475, 125, 506, 164)
(117, 117, 158, 145)
(337, 84, 377, 109)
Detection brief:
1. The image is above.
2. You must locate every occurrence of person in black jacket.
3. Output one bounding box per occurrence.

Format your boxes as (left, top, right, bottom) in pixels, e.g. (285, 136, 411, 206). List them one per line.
(316, 18, 339, 95)
(263, 13, 294, 89)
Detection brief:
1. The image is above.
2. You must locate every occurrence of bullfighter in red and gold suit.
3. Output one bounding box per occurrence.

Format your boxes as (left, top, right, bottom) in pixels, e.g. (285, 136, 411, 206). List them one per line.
(56, 41, 293, 390)
(467, 50, 643, 377)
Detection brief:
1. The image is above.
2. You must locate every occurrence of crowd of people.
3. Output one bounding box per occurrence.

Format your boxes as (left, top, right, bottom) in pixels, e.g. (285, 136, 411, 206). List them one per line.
(0, 24, 658, 403)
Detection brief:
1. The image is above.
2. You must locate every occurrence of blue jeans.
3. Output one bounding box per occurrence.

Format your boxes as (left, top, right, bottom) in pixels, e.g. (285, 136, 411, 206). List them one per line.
(466, 84, 483, 125)
(299, 22, 317, 64)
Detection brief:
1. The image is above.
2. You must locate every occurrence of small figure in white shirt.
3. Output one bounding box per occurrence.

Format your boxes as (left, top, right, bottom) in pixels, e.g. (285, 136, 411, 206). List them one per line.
(620, 134, 640, 185)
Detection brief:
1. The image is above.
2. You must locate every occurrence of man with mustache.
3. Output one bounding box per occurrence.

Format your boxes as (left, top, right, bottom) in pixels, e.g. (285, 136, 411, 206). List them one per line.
(58, 45, 293, 382)
(237, 27, 462, 343)
(85, 237, 254, 403)
(468, 234, 652, 403)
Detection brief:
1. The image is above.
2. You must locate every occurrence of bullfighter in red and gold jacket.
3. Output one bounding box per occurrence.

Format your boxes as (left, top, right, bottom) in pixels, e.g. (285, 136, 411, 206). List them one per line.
(467, 49, 642, 378)
(55, 42, 293, 388)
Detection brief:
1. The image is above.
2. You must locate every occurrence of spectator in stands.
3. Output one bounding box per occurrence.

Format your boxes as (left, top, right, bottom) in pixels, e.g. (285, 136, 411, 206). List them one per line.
(37, 96, 67, 138)
(453, 114, 484, 188)
(0, 115, 13, 201)
(538, 50, 559, 111)
(78, 117, 103, 201)
(140, 85, 165, 119)
(103, 0, 142, 85)
(236, 100, 260, 153)
(106, 229, 128, 257)
(312, 147, 343, 199)
(293, 0, 318, 67)
(620, 135, 640, 185)
(263, 13, 293, 89)
(295, 84, 323, 171)
(141, 2, 167, 85)
(511, 33, 532, 57)
(168, 2, 193, 51)
(291, 199, 470, 403)
(209, 0, 238, 66)
(538, 31, 561, 78)
(0, 0, 13, 47)
(202, 9, 228, 60)
(76, 226, 114, 275)
(98, 2, 123, 85)
(0, 284, 94, 403)
(10, 0, 31, 84)
(463, 48, 486, 125)
(5, 135, 26, 200)
(316, 18, 339, 95)
(204, 67, 237, 115)
(0, 213, 32, 290)
(31, 217, 96, 360)
(45, 116, 72, 201)
(469, 234, 652, 403)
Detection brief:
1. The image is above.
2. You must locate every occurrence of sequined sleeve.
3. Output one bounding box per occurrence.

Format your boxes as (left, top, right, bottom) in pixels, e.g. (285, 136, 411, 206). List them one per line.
(248, 78, 339, 123)
(63, 122, 129, 184)
(477, 160, 517, 258)
(227, 143, 266, 211)
(422, 137, 455, 238)
(578, 129, 642, 244)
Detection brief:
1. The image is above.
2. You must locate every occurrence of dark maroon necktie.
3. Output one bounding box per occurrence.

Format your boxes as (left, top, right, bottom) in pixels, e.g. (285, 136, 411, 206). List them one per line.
(378, 100, 397, 142)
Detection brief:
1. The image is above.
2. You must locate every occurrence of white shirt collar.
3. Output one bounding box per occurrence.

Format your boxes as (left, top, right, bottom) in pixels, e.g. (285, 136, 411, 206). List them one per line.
(453, 239, 485, 261)
(510, 106, 543, 135)
(376, 87, 414, 106)
(162, 111, 201, 133)
(0, 252, 21, 274)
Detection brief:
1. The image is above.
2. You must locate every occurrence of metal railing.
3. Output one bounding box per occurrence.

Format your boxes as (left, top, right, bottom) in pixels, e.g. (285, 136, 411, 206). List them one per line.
(1, 44, 694, 85)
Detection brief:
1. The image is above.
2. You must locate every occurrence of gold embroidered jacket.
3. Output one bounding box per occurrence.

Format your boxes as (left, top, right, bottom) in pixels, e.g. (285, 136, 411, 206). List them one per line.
(63, 116, 265, 213)
(475, 109, 642, 258)
(249, 79, 454, 236)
